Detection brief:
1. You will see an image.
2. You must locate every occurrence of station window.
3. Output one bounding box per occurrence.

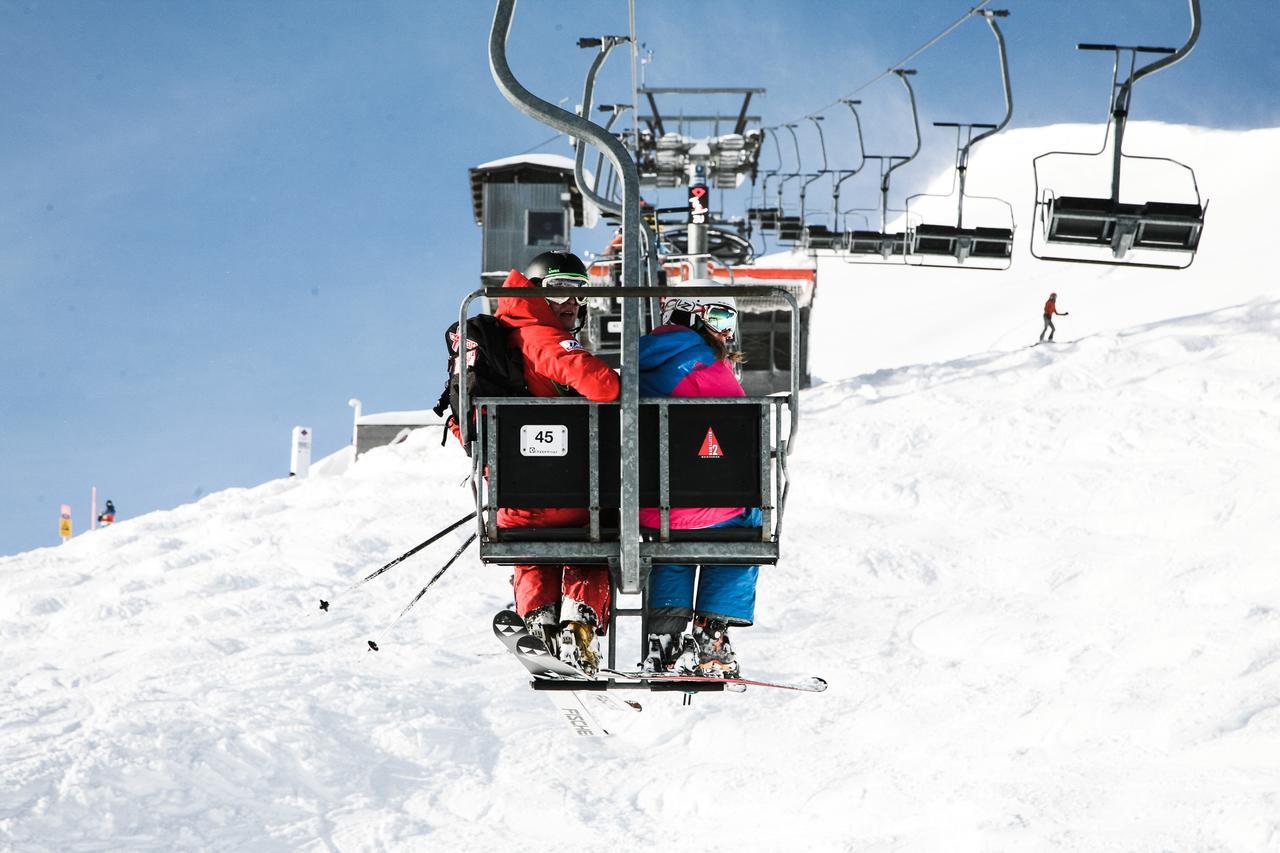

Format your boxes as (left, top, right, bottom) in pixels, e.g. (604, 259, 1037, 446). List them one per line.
(526, 210, 566, 247)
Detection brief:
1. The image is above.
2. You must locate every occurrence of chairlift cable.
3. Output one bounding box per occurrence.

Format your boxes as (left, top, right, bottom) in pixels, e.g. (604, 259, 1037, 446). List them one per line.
(516, 131, 565, 155)
(764, 0, 993, 132)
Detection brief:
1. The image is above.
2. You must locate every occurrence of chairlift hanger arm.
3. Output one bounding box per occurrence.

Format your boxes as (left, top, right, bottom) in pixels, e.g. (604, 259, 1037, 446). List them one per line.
(880, 70, 920, 195)
(958, 10, 1012, 166)
(760, 170, 776, 198)
(491, 0, 647, 589)
(801, 170, 832, 190)
(766, 126, 786, 172)
(912, 7, 1014, 232)
(574, 45, 663, 292)
(808, 116, 828, 172)
(593, 109, 626, 199)
(575, 36, 629, 217)
(833, 100, 867, 193)
(489, 2, 640, 284)
(734, 92, 755, 136)
(1084, 0, 1200, 115)
(776, 172, 802, 191)
(1080, 0, 1200, 205)
(784, 123, 802, 173)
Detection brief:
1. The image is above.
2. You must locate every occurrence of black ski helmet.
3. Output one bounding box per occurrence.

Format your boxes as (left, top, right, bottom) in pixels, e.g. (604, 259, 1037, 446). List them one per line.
(525, 251, 589, 285)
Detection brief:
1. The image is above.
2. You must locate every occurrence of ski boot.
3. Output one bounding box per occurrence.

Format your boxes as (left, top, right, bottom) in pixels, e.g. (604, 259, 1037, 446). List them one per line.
(671, 634, 702, 675)
(690, 616, 739, 678)
(523, 604, 559, 657)
(641, 632, 681, 673)
(557, 620, 601, 676)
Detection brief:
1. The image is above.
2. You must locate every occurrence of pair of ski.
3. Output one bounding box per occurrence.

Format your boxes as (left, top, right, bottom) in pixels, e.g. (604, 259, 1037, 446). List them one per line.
(493, 610, 826, 735)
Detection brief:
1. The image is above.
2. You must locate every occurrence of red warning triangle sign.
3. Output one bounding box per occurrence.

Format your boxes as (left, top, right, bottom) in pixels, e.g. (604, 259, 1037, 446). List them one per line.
(698, 427, 723, 459)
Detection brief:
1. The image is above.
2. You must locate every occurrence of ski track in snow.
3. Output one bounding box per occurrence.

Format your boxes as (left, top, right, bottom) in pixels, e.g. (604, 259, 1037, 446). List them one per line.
(4, 124, 1280, 852)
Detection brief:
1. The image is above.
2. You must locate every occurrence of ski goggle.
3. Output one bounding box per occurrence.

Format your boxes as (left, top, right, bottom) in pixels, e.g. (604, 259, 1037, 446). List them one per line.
(703, 304, 737, 336)
(542, 275, 588, 305)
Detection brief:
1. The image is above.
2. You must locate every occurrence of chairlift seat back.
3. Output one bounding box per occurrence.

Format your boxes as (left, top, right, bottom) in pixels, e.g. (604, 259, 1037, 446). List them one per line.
(1047, 195, 1203, 251)
(805, 225, 841, 250)
(912, 223, 1013, 260)
(748, 207, 781, 231)
(777, 216, 804, 242)
(847, 230, 908, 256)
(490, 401, 763, 510)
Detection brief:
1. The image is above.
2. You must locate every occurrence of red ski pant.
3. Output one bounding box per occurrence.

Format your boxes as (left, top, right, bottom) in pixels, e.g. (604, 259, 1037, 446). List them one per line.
(498, 507, 611, 633)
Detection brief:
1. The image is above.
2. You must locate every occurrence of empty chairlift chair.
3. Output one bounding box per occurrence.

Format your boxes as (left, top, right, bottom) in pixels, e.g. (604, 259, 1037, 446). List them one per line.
(797, 116, 838, 252)
(748, 172, 783, 235)
(747, 125, 792, 242)
(813, 99, 869, 253)
(840, 69, 920, 265)
(906, 10, 1016, 270)
(1030, 0, 1205, 269)
(767, 125, 806, 245)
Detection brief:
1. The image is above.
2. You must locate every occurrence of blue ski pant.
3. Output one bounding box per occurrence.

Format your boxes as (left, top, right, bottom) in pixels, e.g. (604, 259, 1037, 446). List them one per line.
(647, 508, 762, 626)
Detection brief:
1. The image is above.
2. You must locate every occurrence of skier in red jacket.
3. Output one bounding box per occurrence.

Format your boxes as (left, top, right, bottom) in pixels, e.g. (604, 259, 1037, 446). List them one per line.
(493, 252, 619, 674)
(1040, 292, 1069, 342)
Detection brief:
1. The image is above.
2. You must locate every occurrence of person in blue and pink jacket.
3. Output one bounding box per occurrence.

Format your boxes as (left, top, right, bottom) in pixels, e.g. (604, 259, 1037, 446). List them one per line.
(638, 287, 761, 678)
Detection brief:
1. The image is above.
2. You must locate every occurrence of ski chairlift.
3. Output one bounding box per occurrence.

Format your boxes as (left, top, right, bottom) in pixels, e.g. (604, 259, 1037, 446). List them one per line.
(797, 116, 840, 252)
(772, 124, 807, 244)
(806, 100, 868, 252)
(488, 0, 800, 689)
(839, 69, 921, 264)
(1030, 0, 1205, 270)
(455, 283, 799, 687)
(747, 171, 781, 237)
(746, 123, 790, 238)
(905, 10, 1015, 270)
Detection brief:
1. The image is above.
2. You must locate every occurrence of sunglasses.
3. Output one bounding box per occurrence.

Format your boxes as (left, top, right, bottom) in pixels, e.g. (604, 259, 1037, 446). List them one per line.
(542, 276, 588, 305)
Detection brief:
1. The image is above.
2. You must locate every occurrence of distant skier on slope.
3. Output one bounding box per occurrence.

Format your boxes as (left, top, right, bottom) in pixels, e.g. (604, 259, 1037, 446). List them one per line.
(637, 285, 760, 679)
(1040, 292, 1069, 342)
(97, 499, 116, 526)
(493, 252, 619, 675)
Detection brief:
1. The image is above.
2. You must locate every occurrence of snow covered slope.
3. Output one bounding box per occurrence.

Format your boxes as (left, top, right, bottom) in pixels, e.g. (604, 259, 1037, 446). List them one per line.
(3, 123, 1279, 852)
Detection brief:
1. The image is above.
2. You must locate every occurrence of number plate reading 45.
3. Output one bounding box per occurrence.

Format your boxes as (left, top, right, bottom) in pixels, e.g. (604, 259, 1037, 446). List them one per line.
(519, 425, 569, 457)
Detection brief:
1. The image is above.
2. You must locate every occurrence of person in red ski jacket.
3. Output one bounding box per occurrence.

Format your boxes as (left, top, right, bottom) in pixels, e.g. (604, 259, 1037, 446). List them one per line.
(1040, 292, 1069, 342)
(493, 252, 619, 674)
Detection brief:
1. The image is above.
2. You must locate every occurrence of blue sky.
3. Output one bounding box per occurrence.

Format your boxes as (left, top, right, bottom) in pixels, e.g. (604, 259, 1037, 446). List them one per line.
(2, 0, 1276, 555)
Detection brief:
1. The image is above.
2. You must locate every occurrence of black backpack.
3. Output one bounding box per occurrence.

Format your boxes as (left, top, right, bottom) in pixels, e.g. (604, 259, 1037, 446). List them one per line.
(433, 314, 528, 454)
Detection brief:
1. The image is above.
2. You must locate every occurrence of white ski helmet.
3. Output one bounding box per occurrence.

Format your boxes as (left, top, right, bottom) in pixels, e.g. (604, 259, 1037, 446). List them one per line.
(661, 278, 738, 338)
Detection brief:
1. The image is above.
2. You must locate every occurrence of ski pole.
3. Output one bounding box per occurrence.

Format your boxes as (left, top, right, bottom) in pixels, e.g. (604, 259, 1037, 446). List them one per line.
(319, 510, 476, 612)
(366, 530, 478, 652)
